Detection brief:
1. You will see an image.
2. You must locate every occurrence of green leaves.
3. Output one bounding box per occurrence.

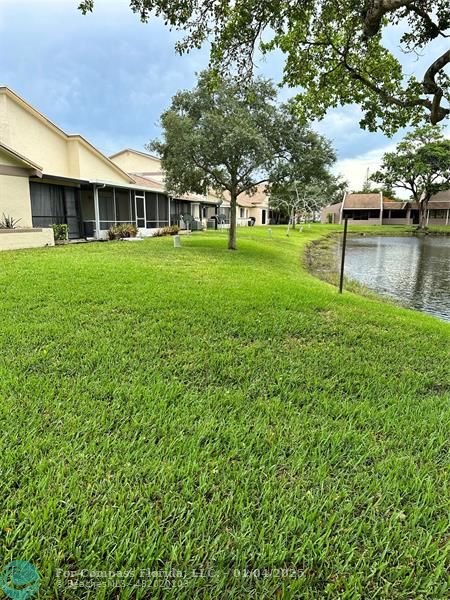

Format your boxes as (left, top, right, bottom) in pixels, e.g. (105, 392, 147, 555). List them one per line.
(78, 1, 450, 133)
(150, 72, 279, 200)
(372, 125, 450, 227)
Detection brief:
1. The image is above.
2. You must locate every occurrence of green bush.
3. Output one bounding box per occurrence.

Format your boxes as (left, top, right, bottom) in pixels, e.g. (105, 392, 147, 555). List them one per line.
(51, 223, 68, 241)
(154, 225, 180, 237)
(107, 223, 139, 240)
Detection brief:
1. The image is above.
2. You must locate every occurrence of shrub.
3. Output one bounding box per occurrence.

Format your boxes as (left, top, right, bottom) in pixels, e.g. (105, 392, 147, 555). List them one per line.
(0, 213, 21, 229)
(107, 223, 138, 240)
(154, 225, 180, 237)
(51, 223, 68, 241)
(119, 223, 138, 238)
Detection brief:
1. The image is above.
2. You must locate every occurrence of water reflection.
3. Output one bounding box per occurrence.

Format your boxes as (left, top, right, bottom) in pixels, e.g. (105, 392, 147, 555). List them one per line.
(337, 236, 450, 322)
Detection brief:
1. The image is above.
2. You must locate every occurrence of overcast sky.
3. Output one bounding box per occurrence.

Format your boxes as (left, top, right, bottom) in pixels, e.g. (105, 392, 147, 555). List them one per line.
(0, 0, 448, 195)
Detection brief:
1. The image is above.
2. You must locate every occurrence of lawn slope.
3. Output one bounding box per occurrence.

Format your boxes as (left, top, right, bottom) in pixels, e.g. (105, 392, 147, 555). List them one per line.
(0, 226, 448, 599)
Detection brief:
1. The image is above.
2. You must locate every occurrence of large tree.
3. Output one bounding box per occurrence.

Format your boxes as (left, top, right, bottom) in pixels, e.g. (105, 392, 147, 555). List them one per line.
(269, 102, 336, 194)
(79, 1, 450, 134)
(268, 107, 341, 228)
(150, 73, 281, 250)
(371, 125, 450, 229)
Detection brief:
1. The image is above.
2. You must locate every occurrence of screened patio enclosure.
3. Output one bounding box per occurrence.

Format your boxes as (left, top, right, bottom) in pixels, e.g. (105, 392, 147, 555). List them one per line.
(30, 182, 82, 239)
(80, 185, 172, 238)
(30, 180, 214, 239)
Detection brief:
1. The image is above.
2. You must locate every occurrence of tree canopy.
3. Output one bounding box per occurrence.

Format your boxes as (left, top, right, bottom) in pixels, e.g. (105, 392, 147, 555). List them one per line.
(79, 1, 450, 134)
(150, 73, 281, 250)
(150, 72, 337, 249)
(372, 125, 450, 228)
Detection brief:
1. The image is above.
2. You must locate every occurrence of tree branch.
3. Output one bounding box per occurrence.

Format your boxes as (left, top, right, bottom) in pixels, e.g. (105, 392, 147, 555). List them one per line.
(423, 49, 450, 124)
(237, 178, 269, 196)
(363, 1, 415, 38)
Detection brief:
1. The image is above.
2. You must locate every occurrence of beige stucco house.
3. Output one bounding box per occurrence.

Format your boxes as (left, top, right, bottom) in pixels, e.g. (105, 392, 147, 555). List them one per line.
(0, 88, 220, 249)
(220, 184, 271, 227)
(109, 148, 223, 230)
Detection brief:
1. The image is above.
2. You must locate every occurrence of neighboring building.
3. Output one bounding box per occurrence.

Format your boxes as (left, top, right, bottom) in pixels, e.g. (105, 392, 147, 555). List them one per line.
(0, 87, 220, 248)
(321, 192, 450, 226)
(0, 87, 272, 250)
(109, 148, 221, 231)
(222, 184, 271, 227)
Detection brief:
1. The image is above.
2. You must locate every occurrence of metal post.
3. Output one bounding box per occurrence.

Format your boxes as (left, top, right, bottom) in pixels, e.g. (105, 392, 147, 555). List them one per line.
(339, 217, 349, 294)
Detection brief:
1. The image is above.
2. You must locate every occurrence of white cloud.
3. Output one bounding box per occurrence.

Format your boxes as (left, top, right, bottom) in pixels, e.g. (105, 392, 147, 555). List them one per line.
(333, 143, 405, 195)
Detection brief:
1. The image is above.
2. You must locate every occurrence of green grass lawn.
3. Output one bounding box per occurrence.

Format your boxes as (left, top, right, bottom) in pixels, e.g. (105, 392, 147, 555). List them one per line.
(0, 225, 448, 599)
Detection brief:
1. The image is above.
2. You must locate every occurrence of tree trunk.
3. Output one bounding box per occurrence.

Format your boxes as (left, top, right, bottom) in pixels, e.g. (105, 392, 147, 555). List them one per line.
(228, 189, 237, 250)
(291, 208, 296, 230)
(417, 198, 428, 230)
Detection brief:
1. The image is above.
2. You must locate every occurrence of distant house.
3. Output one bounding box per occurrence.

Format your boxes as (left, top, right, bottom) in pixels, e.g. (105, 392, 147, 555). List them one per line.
(108, 148, 222, 231)
(222, 184, 271, 227)
(321, 192, 450, 226)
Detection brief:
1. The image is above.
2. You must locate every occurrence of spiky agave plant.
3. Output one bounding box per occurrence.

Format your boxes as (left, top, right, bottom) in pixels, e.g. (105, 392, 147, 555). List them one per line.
(0, 213, 21, 229)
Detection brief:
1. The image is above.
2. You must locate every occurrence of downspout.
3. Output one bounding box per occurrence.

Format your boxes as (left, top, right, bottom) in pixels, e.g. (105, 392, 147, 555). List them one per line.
(380, 191, 383, 225)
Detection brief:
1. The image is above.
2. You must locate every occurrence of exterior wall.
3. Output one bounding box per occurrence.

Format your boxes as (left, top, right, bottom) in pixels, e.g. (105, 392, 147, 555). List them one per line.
(345, 218, 381, 226)
(1, 94, 70, 176)
(249, 206, 269, 225)
(110, 151, 162, 174)
(0, 152, 33, 227)
(0, 91, 132, 185)
(428, 218, 448, 226)
(321, 203, 342, 224)
(0, 228, 54, 251)
(75, 142, 132, 183)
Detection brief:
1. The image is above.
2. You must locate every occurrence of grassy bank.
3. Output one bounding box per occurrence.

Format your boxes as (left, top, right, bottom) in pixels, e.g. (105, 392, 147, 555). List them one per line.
(0, 225, 448, 598)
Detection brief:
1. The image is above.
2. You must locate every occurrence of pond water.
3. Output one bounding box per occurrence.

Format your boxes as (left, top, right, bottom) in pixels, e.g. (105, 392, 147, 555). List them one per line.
(339, 235, 450, 322)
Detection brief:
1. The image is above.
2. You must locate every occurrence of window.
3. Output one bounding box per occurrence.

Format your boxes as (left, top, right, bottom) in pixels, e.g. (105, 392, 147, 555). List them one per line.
(240, 208, 245, 218)
(352, 211, 369, 220)
(344, 210, 380, 220)
(429, 209, 447, 219)
(388, 209, 408, 219)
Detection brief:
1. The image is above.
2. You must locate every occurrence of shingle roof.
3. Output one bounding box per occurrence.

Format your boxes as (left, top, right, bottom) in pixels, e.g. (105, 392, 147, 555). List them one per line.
(344, 193, 381, 209)
(383, 201, 409, 210)
(427, 201, 450, 210)
(223, 183, 269, 208)
(131, 173, 165, 191)
(430, 190, 450, 203)
(130, 174, 219, 204)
